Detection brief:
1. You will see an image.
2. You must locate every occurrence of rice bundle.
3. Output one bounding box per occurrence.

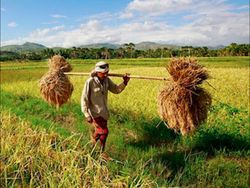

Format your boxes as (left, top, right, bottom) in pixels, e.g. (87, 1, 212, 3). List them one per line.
(158, 58, 212, 135)
(39, 55, 73, 108)
(48, 55, 72, 72)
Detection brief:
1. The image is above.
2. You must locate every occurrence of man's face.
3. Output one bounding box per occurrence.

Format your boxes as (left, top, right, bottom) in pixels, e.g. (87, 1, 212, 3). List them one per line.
(97, 72, 108, 80)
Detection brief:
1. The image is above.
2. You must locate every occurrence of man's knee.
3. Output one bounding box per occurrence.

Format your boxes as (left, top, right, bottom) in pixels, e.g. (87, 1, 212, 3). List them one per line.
(103, 128, 109, 135)
(100, 134, 108, 143)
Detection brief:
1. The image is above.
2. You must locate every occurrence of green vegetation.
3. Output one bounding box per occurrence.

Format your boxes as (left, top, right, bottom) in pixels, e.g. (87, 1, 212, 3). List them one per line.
(0, 57, 249, 187)
(1, 111, 155, 187)
(1, 56, 249, 83)
(1, 42, 249, 61)
(0, 42, 46, 53)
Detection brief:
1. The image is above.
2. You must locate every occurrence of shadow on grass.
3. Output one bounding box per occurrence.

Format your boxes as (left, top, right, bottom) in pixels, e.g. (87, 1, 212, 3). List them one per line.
(189, 103, 250, 154)
(110, 109, 180, 150)
(128, 120, 180, 149)
(2, 90, 249, 156)
(189, 127, 250, 154)
(155, 151, 186, 173)
(110, 103, 249, 156)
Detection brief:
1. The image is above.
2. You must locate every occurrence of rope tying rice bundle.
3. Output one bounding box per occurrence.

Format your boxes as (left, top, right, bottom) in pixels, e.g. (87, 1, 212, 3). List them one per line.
(158, 58, 212, 135)
(39, 55, 73, 108)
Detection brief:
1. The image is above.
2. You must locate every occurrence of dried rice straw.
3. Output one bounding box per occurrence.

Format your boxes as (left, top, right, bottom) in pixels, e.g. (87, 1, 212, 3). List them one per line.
(39, 55, 73, 108)
(158, 58, 212, 135)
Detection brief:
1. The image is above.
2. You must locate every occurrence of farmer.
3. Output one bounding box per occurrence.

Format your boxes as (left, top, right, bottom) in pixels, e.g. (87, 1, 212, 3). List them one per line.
(81, 61, 130, 157)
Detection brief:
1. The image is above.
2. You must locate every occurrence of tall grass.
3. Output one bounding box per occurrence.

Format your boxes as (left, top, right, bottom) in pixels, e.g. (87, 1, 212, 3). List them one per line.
(1, 66, 248, 116)
(0, 57, 249, 187)
(0, 111, 156, 187)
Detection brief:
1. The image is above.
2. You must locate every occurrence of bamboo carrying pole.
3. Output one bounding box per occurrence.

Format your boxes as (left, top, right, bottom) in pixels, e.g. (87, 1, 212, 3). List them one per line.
(65, 72, 168, 81)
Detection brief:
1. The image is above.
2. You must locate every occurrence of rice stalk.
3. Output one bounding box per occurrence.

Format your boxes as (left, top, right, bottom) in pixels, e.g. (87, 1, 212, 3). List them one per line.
(158, 58, 212, 135)
(0, 111, 156, 187)
(39, 55, 73, 108)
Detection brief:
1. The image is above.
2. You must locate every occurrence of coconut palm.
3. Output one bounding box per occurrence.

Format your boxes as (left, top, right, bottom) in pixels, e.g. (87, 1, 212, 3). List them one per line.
(123, 42, 135, 58)
(100, 47, 110, 59)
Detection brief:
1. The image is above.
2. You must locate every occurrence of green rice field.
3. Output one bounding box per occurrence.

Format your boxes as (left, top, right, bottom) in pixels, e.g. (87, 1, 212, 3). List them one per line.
(0, 56, 249, 187)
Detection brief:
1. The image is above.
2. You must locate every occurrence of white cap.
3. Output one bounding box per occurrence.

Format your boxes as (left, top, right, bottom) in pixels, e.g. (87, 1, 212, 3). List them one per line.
(95, 61, 109, 73)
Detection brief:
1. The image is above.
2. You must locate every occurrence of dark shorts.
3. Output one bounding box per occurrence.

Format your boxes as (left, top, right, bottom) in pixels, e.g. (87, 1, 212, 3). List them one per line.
(93, 116, 108, 135)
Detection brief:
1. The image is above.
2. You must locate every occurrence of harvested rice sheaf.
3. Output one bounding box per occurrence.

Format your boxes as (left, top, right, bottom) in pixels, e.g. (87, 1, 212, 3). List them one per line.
(158, 58, 212, 135)
(48, 55, 72, 72)
(39, 55, 73, 108)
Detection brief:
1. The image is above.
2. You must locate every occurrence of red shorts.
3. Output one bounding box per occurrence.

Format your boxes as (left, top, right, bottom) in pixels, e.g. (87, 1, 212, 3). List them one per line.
(93, 117, 108, 135)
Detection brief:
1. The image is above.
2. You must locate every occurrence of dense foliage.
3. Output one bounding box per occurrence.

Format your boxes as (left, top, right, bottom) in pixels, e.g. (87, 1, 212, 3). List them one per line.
(1, 43, 249, 61)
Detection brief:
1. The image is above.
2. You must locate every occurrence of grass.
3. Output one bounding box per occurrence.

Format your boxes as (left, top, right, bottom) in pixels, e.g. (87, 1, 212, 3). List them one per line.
(0, 57, 249, 187)
(1, 56, 249, 83)
(0, 111, 155, 187)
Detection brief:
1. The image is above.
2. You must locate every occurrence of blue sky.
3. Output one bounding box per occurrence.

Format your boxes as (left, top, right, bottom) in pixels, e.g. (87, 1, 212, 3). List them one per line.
(1, 0, 249, 47)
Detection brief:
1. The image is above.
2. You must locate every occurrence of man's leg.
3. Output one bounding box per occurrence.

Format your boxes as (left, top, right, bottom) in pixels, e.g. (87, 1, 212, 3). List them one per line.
(93, 132, 100, 142)
(93, 117, 108, 152)
(99, 134, 108, 152)
(88, 119, 101, 145)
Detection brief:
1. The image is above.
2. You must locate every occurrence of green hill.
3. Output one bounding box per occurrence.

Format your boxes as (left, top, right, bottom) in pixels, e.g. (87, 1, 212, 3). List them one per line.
(1, 42, 47, 52)
(1, 41, 200, 52)
(135, 42, 177, 50)
(79, 43, 120, 49)
(79, 42, 178, 50)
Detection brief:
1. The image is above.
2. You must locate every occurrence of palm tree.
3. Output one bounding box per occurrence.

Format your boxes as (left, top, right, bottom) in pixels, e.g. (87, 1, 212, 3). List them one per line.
(42, 48, 55, 58)
(123, 42, 135, 58)
(100, 47, 110, 59)
(117, 47, 125, 58)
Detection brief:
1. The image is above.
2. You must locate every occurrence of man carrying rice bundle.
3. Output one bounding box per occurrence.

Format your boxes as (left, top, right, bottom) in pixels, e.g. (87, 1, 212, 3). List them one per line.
(81, 61, 130, 159)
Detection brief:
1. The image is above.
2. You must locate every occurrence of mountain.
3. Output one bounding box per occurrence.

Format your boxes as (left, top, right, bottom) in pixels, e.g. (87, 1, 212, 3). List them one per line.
(0, 42, 47, 52)
(51, 47, 66, 51)
(79, 42, 178, 50)
(79, 43, 120, 49)
(1, 41, 225, 52)
(207, 45, 225, 50)
(135, 42, 178, 50)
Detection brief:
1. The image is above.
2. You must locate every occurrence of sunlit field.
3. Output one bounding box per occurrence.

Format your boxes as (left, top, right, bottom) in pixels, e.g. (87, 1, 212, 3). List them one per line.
(1, 57, 249, 187)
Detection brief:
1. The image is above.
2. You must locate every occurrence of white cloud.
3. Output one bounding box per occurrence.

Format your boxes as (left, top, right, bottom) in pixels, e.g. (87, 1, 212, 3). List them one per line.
(42, 20, 60, 25)
(126, 0, 194, 16)
(188, 12, 250, 45)
(236, 5, 250, 10)
(8, 22, 18, 27)
(50, 14, 67, 18)
(1, 0, 249, 47)
(123, 0, 231, 18)
(88, 12, 116, 21)
(1, 38, 26, 46)
(29, 25, 65, 38)
(2, 10, 249, 47)
(51, 25, 65, 31)
(80, 20, 103, 31)
(119, 11, 134, 19)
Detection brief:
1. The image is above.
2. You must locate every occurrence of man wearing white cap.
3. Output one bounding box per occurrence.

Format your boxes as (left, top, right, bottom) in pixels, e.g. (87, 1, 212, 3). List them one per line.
(81, 61, 130, 157)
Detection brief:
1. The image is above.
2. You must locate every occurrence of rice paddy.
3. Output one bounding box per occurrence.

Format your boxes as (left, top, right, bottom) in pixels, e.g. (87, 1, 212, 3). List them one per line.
(0, 57, 249, 187)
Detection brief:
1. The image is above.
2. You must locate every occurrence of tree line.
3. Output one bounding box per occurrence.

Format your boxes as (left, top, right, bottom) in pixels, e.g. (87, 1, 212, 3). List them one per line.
(0, 43, 249, 61)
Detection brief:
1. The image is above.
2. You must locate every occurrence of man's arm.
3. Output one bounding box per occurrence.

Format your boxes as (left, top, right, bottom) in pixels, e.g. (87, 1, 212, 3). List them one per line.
(107, 74, 130, 94)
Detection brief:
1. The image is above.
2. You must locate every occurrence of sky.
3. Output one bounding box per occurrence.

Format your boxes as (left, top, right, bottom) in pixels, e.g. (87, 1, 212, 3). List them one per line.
(1, 0, 249, 47)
